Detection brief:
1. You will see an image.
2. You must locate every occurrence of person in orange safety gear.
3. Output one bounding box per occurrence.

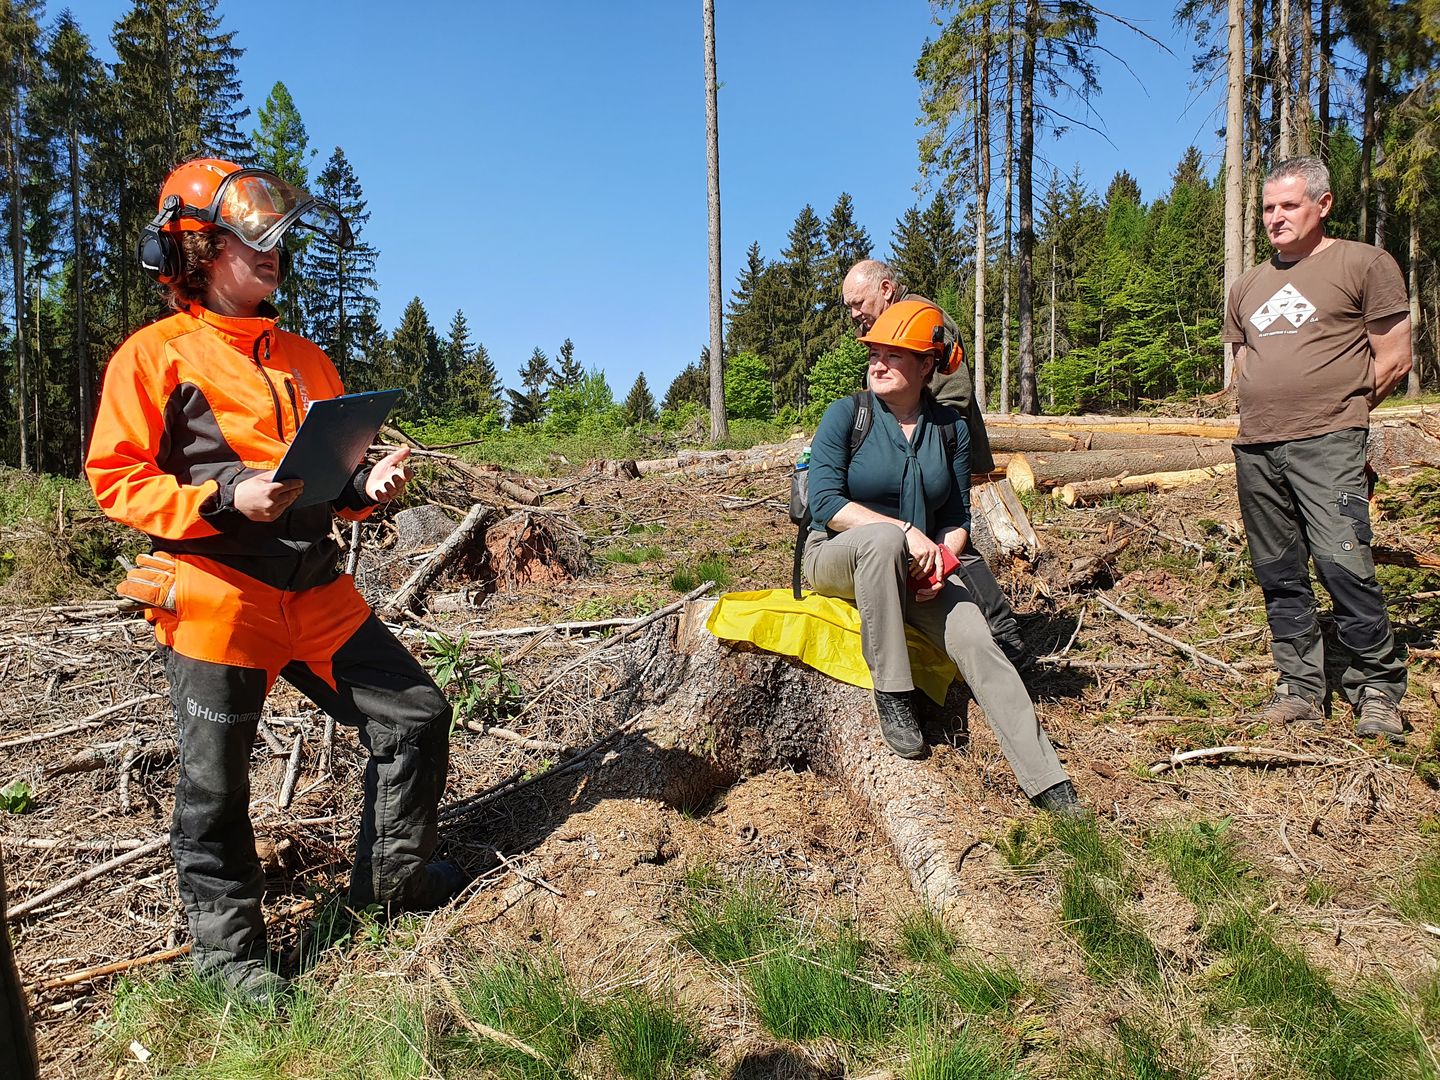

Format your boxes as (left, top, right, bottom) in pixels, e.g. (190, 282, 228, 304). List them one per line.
(87, 157, 462, 1006)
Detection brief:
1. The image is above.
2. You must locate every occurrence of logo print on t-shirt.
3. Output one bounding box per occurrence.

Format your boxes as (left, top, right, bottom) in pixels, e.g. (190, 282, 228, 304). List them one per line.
(1249, 283, 1317, 332)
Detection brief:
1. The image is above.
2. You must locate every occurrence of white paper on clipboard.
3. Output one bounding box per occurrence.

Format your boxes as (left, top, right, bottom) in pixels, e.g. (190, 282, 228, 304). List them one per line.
(271, 389, 403, 507)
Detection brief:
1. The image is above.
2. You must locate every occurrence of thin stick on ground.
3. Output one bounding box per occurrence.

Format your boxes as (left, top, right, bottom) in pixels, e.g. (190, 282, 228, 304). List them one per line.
(1095, 593, 1246, 681)
(0, 693, 165, 750)
(1149, 745, 1369, 775)
(421, 958, 547, 1061)
(6, 835, 170, 921)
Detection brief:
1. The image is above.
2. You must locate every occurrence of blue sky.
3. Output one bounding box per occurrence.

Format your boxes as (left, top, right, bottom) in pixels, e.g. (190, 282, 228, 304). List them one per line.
(70, 1, 1226, 400)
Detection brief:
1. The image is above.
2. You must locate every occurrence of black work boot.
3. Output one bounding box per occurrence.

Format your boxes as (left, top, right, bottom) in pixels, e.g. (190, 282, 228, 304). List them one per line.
(192, 945, 289, 1009)
(873, 690, 925, 759)
(1031, 779, 1085, 818)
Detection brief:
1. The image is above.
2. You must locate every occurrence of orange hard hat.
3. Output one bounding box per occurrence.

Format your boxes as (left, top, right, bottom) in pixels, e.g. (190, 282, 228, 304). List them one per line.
(858, 299, 965, 375)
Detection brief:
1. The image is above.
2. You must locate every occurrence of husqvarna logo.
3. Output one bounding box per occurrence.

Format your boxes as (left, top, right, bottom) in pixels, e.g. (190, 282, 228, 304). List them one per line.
(186, 698, 260, 726)
(1249, 284, 1317, 332)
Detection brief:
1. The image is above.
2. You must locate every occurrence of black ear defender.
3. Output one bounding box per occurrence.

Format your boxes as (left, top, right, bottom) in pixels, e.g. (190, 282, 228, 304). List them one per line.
(137, 195, 184, 283)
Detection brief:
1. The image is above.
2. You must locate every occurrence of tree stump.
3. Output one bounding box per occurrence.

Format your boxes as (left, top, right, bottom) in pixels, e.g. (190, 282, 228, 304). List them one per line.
(583, 602, 978, 909)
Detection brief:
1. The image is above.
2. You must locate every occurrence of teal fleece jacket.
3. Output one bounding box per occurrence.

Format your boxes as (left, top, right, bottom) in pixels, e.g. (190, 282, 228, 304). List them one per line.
(807, 391, 971, 538)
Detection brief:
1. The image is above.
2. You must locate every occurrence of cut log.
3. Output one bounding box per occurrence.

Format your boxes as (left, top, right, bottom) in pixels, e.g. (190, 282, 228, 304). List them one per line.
(1373, 547, 1440, 571)
(984, 413, 1239, 437)
(987, 429, 1232, 453)
(1007, 444, 1235, 494)
(567, 603, 1005, 912)
(971, 480, 1041, 561)
(381, 503, 490, 616)
(1056, 463, 1238, 506)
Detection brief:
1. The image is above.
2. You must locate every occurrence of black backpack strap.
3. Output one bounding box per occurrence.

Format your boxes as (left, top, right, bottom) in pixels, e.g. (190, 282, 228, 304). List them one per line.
(792, 521, 807, 600)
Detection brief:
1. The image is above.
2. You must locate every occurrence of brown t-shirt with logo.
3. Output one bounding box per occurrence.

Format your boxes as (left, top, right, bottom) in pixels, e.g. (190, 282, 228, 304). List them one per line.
(1223, 239, 1409, 445)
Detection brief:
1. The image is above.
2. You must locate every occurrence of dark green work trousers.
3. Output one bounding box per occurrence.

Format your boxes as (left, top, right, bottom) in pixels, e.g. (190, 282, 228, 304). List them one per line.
(1234, 427, 1406, 708)
(164, 615, 451, 971)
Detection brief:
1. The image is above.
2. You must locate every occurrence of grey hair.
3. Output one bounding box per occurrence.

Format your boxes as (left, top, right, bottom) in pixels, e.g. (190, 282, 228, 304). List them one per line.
(848, 258, 902, 291)
(1266, 156, 1331, 200)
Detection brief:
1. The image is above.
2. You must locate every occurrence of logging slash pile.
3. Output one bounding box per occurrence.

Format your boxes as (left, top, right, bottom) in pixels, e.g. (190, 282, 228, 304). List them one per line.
(3, 407, 1440, 1078)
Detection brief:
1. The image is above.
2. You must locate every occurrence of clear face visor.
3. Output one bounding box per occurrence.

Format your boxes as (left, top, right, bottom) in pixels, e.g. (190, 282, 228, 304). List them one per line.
(213, 171, 352, 252)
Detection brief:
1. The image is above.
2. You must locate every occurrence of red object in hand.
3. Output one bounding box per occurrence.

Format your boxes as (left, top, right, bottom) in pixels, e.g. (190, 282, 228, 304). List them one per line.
(909, 545, 961, 593)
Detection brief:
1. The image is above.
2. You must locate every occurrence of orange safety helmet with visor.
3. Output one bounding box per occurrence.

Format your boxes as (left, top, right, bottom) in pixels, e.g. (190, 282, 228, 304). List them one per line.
(138, 157, 352, 284)
(857, 298, 965, 377)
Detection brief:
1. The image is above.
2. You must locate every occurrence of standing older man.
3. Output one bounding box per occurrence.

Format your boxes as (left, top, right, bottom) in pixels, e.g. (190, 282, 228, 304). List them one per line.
(1224, 156, 1412, 738)
(841, 259, 1029, 670)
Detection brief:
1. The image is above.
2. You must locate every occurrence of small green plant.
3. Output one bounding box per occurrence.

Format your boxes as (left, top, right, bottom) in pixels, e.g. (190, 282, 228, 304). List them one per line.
(597, 988, 705, 1080)
(0, 780, 33, 814)
(424, 633, 522, 733)
(898, 909, 957, 964)
(993, 818, 1055, 871)
(1303, 877, 1339, 906)
(1391, 848, 1440, 924)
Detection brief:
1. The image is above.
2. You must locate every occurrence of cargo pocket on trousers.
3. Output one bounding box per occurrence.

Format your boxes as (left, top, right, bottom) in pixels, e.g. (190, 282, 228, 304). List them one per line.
(1336, 491, 1373, 547)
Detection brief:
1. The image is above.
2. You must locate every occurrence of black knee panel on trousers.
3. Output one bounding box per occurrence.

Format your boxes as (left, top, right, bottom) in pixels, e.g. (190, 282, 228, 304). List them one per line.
(1312, 556, 1390, 652)
(1252, 542, 1318, 641)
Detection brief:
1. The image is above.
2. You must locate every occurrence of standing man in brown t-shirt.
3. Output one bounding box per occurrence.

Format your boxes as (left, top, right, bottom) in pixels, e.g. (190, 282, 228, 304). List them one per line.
(1223, 156, 1412, 738)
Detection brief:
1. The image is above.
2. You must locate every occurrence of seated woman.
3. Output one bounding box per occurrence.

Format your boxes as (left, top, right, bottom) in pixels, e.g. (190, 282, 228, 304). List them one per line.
(804, 300, 1079, 814)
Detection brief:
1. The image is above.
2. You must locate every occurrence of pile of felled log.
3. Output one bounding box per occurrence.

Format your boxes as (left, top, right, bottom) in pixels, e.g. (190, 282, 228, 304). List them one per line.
(988, 405, 1440, 507)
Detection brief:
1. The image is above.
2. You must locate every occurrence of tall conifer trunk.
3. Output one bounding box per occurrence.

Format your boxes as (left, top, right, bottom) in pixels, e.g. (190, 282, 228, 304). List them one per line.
(1408, 216, 1421, 397)
(1017, 0, 1037, 415)
(1296, 0, 1313, 155)
(999, 0, 1016, 415)
(1244, 0, 1263, 265)
(1224, 0, 1246, 388)
(1359, 30, 1378, 241)
(972, 11, 991, 411)
(5, 103, 28, 470)
(703, 0, 727, 441)
(1318, 0, 1330, 155)
(1276, 0, 1293, 159)
(69, 128, 89, 458)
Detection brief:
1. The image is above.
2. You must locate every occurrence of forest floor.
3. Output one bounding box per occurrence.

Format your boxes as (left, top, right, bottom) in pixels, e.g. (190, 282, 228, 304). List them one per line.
(2, 435, 1440, 1079)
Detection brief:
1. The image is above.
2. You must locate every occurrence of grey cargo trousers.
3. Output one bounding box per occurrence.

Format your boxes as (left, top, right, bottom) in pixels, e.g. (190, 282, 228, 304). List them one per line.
(804, 523, 1069, 796)
(1234, 427, 1406, 707)
(162, 615, 451, 970)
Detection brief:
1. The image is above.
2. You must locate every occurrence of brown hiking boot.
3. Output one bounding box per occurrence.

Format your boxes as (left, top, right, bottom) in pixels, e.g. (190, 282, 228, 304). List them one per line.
(1355, 689, 1404, 742)
(1249, 685, 1324, 727)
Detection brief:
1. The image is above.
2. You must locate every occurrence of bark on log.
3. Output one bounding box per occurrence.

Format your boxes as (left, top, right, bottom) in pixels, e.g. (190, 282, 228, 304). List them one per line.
(1008, 444, 1235, 493)
(574, 602, 995, 911)
(1373, 547, 1440, 571)
(987, 429, 1232, 453)
(984, 414, 1240, 437)
(1056, 463, 1238, 506)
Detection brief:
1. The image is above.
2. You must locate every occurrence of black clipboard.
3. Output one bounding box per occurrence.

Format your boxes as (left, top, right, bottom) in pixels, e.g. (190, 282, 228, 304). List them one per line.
(272, 389, 403, 507)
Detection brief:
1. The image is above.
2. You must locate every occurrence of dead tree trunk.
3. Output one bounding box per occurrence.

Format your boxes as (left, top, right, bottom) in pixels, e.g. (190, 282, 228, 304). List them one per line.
(1007, 443, 1235, 493)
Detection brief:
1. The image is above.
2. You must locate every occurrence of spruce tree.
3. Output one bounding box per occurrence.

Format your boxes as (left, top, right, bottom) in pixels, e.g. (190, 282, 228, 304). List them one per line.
(310, 146, 379, 383)
(506, 347, 552, 425)
(253, 81, 313, 332)
(622, 372, 658, 425)
(450, 340, 503, 419)
(390, 297, 442, 418)
(776, 204, 828, 411)
(662, 357, 709, 412)
(820, 193, 872, 344)
(552, 336, 582, 389)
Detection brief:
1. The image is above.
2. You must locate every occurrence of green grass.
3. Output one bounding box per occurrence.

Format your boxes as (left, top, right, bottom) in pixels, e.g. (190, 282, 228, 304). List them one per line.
(1064, 1017, 1201, 1080)
(1392, 850, 1440, 924)
(602, 543, 666, 565)
(897, 909, 958, 964)
(1053, 815, 1161, 986)
(677, 866, 792, 965)
(597, 989, 706, 1080)
(902, 1029, 1030, 1080)
(1152, 820, 1432, 1080)
(105, 971, 433, 1079)
(747, 925, 894, 1044)
(932, 953, 1025, 1015)
(446, 952, 597, 1078)
(670, 555, 734, 593)
(993, 818, 1055, 872)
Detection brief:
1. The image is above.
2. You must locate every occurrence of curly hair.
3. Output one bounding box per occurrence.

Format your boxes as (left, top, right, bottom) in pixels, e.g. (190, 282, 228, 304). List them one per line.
(162, 230, 226, 311)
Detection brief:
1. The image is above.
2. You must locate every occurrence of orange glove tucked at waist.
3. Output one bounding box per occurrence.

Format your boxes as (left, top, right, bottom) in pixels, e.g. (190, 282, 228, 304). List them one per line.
(117, 552, 177, 611)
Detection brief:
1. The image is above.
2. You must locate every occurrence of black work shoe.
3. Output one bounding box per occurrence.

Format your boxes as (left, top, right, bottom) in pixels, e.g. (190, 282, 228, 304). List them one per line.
(873, 690, 925, 759)
(193, 948, 289, 1008)
(1356, 688, 1405, 742)
(1031, 779, 1085, 818)
(408, 859, 469, 910)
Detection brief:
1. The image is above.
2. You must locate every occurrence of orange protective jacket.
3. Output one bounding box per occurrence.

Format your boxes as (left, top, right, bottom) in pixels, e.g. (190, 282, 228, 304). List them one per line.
(86, 303, 374, 676)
